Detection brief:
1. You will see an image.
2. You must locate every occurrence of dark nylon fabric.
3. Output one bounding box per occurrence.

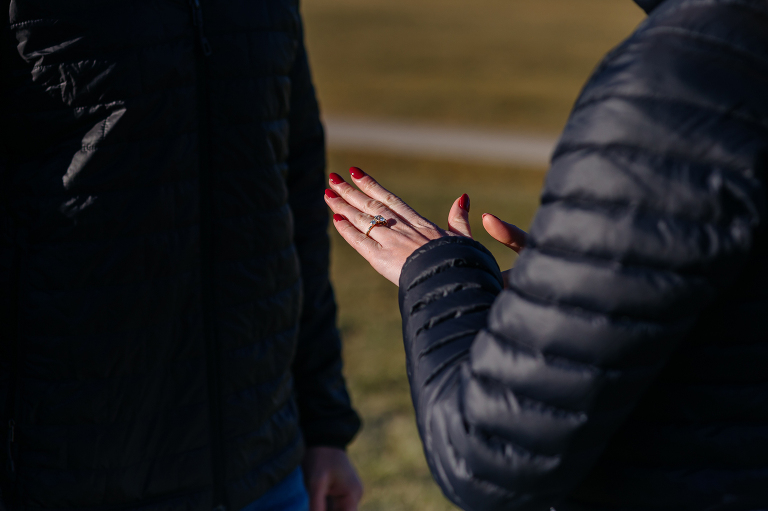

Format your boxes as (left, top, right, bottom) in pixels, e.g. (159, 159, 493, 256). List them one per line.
(0, 1, 360, 510)
(398, 1, 768, 510)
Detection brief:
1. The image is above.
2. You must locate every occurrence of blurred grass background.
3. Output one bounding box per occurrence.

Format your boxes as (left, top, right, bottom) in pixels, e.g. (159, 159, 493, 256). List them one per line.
(302, 1, 645, 509)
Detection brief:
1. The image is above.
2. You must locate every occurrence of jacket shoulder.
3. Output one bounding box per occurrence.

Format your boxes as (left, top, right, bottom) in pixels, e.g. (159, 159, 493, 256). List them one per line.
(576, 0, 768, 114)
(554, 0, 768, 174)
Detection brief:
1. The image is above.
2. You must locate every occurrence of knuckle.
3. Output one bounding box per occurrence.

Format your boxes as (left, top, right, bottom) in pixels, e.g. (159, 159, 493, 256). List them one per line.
(364, 198, 384, 212)
(382, 192, 400, 206)
(360, 177, 378, 191)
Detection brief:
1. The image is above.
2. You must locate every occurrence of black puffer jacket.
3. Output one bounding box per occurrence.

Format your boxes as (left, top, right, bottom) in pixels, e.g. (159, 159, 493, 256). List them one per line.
(398, 1, 768, 510)
(0, 1, 359, 510)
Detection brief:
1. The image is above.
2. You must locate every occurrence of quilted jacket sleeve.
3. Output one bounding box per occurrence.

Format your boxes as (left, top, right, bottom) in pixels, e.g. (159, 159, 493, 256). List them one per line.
(398, 3, 768, 510)
(286, 16, 361, 448)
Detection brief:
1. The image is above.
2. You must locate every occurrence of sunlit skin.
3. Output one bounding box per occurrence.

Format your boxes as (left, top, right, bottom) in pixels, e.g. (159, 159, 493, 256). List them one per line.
(325, 167, 528, 286)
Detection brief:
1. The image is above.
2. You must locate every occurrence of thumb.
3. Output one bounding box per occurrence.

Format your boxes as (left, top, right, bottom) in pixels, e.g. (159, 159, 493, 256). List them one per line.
(482, 213, 527, 253)
(448, 193, 472, 237)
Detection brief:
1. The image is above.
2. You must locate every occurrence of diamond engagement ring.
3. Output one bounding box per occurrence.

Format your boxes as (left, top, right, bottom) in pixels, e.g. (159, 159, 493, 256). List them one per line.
(365, 215, 388, 237)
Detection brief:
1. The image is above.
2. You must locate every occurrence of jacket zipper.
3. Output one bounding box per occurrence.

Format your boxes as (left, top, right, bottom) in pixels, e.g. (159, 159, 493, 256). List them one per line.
(188, 2, 225, 511)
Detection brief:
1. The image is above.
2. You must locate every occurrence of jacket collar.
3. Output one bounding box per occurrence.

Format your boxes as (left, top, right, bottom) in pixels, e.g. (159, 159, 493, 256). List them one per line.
(634, 0, 665, 13)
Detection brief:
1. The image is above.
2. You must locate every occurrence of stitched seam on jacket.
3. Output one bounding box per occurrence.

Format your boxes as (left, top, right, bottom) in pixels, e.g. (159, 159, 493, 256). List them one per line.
(407, 259, 497, 292)
(539, 194, 726, 228)
(404, 238, 497, 290)
(78, 128, 197, 153)
(9, 78, 289, 119)
(542, 183, 740, 219)
(414, 304, 492, 336)
(7, 85, 191, 117)
(521, 244, 711, 281)
(423, 366, 512, 505)
(479, 327, 646, 377)
(418, 329, 478, 359)
(572, 90, 768, 134)
(78, 115, 289, 152)
(471, 372, 587, 419)
(411, 283, 485, 314)
(8, 18, 57, 29)
(506, 283, 691, 326)
(470, 423, 561, 463)
(655, 0, 768, 22)
(424, 351, 470, 387)
(24, 38, 191, 70)
(554, 142, 750, 175)
(640, 24, 768, 70)
(440, 422, 521, 499)
(552, 143, 753, 177)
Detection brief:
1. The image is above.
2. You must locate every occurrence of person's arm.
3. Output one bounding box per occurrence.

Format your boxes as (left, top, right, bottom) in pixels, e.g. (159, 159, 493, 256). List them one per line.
(286, 16, 361, 453)
(324, 3, 768, 509)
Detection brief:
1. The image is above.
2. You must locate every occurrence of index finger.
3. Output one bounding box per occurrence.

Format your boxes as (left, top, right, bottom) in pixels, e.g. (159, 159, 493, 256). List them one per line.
(347, 166, 437, 229)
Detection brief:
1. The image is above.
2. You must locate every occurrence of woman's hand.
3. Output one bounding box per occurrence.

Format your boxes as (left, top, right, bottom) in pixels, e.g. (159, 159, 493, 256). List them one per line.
(482, 213, 527, 253)
(324, 167, 470, 286)
(481, 213, 528, 288)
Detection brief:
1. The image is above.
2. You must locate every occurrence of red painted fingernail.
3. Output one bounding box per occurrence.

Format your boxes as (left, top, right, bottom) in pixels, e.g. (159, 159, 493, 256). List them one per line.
(459, 193, 470, 212)
(333, 214, 346, 222)
(329, 173, 344, 185)
(325, 188, 338, 199)
(349, 166, 365, 179)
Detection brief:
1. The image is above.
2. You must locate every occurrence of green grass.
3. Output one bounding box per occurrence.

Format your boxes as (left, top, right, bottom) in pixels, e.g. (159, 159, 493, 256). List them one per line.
(304, 0, 644, 133)
(303, 1, 647, 508)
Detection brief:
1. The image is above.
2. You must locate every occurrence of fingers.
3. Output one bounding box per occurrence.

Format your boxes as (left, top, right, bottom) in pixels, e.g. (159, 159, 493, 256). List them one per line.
(307, 473, 329, 511)
(330, 211, 381, 255)
(325, 190, 396, 270)
(330, 494, 359, 511)
(447, 193, 472, 237)
(330, 168, 434, 229)
(302, 447, 363, 511)
(482, 213, 528, 253)
(327, 174, 400, 230)
(328, 473, 363, 511)
(325, 189, 378, 235)
(327, 170, 392, 219)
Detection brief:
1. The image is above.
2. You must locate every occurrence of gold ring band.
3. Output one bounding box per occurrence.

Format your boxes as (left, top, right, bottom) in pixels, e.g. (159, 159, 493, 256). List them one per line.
(365, 215, 387, 237)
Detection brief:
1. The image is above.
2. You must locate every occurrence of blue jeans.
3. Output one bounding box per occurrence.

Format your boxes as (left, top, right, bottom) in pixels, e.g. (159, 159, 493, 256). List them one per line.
(239, 467, 309, 511)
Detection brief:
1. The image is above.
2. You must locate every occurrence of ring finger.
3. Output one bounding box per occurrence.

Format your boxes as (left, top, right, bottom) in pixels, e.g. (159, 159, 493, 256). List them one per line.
(325, 189, 394, 241)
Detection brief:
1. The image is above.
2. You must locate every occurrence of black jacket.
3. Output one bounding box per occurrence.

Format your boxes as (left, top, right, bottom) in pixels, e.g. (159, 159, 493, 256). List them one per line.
(0, 1, 359, 510)
(398, 1, 768, 510)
